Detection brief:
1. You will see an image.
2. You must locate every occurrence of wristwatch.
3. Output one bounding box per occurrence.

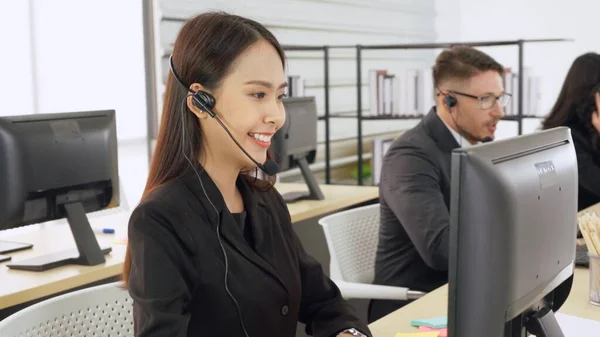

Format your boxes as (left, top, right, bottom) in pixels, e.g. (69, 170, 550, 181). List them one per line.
(337, 328, 368, 337)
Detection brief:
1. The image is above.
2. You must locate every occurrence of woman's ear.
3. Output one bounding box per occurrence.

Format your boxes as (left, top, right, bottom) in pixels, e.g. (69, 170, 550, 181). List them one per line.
(186, 83, 211, 120)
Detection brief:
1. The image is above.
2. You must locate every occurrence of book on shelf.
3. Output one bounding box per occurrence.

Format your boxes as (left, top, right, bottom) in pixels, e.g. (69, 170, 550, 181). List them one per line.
(287, 75, 305, 97)
(372, 136, 395, 185)
(368, 68, 435, 118)
(503, 67, 542, 117)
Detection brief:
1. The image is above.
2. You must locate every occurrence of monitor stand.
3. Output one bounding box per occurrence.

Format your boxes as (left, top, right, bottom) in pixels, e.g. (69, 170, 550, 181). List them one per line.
(282, 157, 325, 203)
(506, 306, 564, 337)
(525, 307, 564, 337)
(0, 240, 33, 254)
(7, 202, 111, 272)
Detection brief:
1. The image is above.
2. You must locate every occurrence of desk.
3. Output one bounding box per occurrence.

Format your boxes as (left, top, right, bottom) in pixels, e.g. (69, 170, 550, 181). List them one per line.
(279, 183, 378, 223)
(0, 183, 378, 311)
(369, 267, 600, 336)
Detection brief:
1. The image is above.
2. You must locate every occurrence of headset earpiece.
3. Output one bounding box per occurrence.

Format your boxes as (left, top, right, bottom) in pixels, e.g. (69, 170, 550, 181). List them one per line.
(192, 91, 217, 118)
(445, 94, 457, 108)
(169, 55, 217, 118)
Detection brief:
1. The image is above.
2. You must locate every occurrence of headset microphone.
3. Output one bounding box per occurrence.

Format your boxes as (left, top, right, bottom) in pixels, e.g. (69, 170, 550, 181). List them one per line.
(169, 55, 279, 176)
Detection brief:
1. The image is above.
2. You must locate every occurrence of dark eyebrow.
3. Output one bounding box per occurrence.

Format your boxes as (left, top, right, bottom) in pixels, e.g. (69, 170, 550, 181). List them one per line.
(245, 80, 288, 89)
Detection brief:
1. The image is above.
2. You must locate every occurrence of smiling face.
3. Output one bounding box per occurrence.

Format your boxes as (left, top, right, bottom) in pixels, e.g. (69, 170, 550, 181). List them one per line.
(189, 39, 287, 170)
(440, 70, 506, 143)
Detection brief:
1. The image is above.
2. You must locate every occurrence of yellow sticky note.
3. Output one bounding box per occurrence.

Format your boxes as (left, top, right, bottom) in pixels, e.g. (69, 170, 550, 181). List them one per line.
(395, 332, 439, 337)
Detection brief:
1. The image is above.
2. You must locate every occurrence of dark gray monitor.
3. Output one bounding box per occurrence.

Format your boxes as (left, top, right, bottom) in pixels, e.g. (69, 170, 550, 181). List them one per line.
(448, 127, 578, 337)
(0, 110, 119, 271)
(271, 96, 324, 203)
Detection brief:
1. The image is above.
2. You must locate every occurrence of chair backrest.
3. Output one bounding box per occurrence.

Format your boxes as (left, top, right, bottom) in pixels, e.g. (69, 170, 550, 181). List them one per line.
(318, 203, 380, 284)
(0, 281, 133, 337)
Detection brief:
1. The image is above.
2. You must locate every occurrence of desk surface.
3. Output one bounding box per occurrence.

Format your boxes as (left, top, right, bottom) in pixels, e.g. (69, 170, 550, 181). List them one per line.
(0, 183, 378, 310)
(369, 267, 600, 336)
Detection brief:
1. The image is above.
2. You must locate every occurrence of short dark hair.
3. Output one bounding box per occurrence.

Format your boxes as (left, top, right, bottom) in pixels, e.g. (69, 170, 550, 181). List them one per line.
(433, 45, 504, 87)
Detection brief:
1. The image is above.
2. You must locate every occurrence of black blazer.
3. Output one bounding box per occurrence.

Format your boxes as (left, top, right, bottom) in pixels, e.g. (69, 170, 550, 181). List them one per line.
(127, 164, 370, 337)
(568, 125, 600, 211)
(372, 108, 459, 313)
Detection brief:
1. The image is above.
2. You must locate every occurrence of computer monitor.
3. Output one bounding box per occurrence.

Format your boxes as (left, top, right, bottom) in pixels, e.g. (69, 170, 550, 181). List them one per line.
(0, 110, 119, 271)
(271, 96, 324, 203)
(448, 127, 578, 337)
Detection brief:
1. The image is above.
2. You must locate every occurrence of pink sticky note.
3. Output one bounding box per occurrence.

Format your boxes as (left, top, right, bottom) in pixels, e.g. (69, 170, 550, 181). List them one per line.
(419, 326, 448, 337)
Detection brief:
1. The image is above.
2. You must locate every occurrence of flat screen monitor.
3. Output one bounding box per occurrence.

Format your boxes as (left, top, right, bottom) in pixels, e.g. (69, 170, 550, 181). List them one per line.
(271, 96, 323, 203)
(0, 110, 119, 271)
(448, 127, 578, 337)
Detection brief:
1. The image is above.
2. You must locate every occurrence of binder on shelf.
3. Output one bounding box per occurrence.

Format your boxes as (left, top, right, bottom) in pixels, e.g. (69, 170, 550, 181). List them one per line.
(383, 75, 394, 115)
(416, 68, 435, 115)
(503, 67, 541, 117)
(503, 68, 514, 116)
(405, 69, 418, 116)
(367, 68, 433, 118)
(372, 136, 395, 185)
(287, 75, 305, 97)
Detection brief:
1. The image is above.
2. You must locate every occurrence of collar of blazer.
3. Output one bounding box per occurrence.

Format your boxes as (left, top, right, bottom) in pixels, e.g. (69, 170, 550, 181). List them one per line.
(423, 106, 461, 153)
(182, 162, 269, 225)
(181, 162, 289, 292)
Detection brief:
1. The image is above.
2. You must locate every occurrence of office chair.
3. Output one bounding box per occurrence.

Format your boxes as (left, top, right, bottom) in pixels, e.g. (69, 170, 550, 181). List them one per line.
(0, 282, 133, 336)
(318, 203, 425, 301)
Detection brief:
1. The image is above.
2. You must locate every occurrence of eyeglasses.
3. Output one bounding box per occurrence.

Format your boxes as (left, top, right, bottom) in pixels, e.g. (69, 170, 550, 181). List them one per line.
(449, 90, 512, 110)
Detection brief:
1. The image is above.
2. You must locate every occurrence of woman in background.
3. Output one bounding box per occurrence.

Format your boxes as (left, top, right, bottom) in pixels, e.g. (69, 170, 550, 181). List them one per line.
(542, 52, 600, 211)
(122, 11, 370, 337)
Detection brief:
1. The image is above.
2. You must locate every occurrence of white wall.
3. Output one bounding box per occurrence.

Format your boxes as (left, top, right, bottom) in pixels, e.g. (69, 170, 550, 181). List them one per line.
(0, 0, 35, 116)
(1, 0, 149, 206)
(32, 0, 147, 141)
(454, 0, 600, 139)
(1, 0, 147, 141)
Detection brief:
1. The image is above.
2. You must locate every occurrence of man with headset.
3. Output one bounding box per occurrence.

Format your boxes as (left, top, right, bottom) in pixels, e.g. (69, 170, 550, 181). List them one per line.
(369, 45, 509, 322)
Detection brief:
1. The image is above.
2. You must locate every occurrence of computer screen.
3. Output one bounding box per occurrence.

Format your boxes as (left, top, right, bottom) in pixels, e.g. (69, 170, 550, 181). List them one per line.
(271, 96, 318, 171)
(0, 110, 119, 271)
(270, 96, 323, 203)
(448, 127, 578, 337)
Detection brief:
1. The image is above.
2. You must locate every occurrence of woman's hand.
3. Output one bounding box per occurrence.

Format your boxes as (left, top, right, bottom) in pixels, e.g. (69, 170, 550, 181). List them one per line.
(592, 92, 600, 133)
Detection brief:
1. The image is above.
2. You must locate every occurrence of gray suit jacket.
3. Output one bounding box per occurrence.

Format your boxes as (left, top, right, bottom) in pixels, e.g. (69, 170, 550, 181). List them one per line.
(374, 107, 460, 294)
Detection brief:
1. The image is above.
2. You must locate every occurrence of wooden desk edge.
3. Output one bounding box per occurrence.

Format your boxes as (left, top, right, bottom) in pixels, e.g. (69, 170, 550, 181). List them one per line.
(290, 194, 378, 223)
(1, 264, 123, 309)
(1, 184, 379, 310)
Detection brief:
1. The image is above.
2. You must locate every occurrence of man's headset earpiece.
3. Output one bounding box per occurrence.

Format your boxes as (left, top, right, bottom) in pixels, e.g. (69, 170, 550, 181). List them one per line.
(444, 94, 457, 108)
(437, 87, 492, 144)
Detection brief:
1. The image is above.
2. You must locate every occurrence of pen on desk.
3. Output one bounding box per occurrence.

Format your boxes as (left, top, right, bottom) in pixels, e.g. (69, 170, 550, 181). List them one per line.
(93, 228, 115, 234)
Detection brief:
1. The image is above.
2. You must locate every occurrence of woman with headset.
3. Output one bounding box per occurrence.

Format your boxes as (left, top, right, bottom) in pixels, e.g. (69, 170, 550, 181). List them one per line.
(542, 52, 600, 211)
(121, 12, 370, 337)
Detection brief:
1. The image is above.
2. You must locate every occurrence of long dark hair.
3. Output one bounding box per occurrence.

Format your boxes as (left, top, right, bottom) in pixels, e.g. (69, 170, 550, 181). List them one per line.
(542, 52, 600, 153)
(122, 12, 286, 286)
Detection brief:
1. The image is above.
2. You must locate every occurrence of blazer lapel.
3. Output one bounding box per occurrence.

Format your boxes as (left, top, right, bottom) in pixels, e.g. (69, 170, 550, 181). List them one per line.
(182, 165, 289, 293)
(220, 177, 289, 294)
(423, 107, 460, 154)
